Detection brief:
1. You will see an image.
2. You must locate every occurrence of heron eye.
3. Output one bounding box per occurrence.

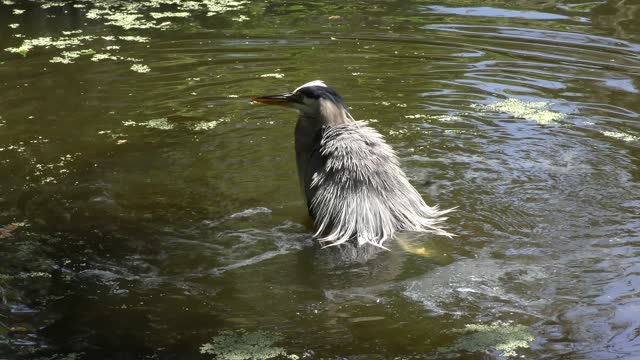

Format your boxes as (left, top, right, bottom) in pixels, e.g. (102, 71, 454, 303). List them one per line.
(292, 93, 305, 103)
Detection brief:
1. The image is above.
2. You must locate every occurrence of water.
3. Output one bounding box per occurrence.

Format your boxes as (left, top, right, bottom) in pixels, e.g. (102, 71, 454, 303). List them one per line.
(1, 0, 639, 358)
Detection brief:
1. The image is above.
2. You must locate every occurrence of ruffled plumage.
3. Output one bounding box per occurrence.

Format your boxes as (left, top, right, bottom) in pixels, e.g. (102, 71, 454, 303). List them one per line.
(308, 121, 453, 249)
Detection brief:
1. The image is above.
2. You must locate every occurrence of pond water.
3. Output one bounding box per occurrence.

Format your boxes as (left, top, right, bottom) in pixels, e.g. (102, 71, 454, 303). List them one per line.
(1, 0, 639, 359)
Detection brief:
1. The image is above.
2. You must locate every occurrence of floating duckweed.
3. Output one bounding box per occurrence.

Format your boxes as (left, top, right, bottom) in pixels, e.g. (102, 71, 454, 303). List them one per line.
(199, 329, 289, 360)
(130, 63, 151, 73)
(32, 153, 80, 184)
(260, 73, 285, 79)
(388, 129, 409, 136)
(62, 30, 83, 35)
(8, 23, 19, 29)
(50, 56, 73, 64)
(5, 35, 96, 56)
(40, 2, 67, 9)
(145, 118, 172, 129)
(150, 12, 190, 19)
(430, 114, 463, 122)
(191, 118, 228, 130)
(124, 118, 173, 130)
(84, 0, 248, 26)
(50, 49, 95, 64)
(474, 98, 566, 125)
(104, 13, 158, 30)
(0, 144, 25, 152)
(444, 320, 534, 358)
(16, 271, 52, 278)
(91, 53, 119, 62)
(602, 131, 640, 142)
(203, 0, 248, 16)
(4, 0, 250, 74)
(86, 8, 114, 19)
(232, 15, 250, 21)
(118, 35, 150, 42)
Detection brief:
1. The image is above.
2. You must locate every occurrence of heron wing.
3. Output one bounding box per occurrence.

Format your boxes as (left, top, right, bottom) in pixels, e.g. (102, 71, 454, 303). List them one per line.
(296, 128, 326, 215)
(309, 122, 452, 248)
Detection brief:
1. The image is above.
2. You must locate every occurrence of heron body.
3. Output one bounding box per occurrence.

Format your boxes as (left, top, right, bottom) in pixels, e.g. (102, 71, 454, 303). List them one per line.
(253, 80, 452, 249)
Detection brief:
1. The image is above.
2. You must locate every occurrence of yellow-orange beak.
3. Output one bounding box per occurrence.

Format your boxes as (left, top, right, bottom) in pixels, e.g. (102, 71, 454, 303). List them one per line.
(251, 93, 292, 107)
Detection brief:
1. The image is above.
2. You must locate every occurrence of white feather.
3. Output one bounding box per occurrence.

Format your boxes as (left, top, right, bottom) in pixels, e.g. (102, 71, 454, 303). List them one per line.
(294, 80, 326, 93)
(309, 121, 453, 249)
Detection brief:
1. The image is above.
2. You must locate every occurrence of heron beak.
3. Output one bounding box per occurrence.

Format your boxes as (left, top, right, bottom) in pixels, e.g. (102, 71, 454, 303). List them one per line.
(252, 93, 292, 107)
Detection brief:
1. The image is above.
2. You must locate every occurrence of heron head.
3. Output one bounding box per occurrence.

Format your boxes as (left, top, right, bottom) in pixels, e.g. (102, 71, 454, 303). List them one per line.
(253, 80, 353, 125)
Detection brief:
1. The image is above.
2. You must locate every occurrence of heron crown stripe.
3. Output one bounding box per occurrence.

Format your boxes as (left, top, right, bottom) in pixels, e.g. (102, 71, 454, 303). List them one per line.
(294, 80, 326, 93)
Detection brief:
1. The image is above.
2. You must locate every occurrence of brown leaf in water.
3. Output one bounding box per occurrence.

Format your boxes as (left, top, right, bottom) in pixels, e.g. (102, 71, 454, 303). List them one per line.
(0, 224, 18, 239)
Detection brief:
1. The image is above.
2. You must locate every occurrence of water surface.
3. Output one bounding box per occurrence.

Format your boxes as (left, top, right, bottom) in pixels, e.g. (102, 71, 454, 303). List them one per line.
(1, 0, 639, 359)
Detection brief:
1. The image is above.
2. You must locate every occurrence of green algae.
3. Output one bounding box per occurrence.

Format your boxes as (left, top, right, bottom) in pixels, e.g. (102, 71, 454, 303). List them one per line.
(405, 114, 464, 121)
(602, 130, 639, 143)
(118, 35, 150, 42)
(91, 52, 119, 62)
(104, 13, 163, 30)
(442, 320, 534, 358)
(40, 2, 67, 9)
(123, 118, 173, 129)
(260, 73, 285, 79)
(4, 0, 249, 72)
(233, 14, 250, 21)
(5, 35, 96, 56)
(474, 98, 566, 125)
(50, 49, 95, 64)
(150, 11, 190, 18)
(404, 114, 427, 119)
(191, 118, 228, 130)
(32, 153, 80, 184)
(200, 329, 297, 360)
(83, 0, 248, 26)
(130, 63, 151, 73)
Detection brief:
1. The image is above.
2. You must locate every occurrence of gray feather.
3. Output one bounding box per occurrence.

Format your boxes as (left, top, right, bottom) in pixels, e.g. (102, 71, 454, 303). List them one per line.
(308, 121, 453, 249)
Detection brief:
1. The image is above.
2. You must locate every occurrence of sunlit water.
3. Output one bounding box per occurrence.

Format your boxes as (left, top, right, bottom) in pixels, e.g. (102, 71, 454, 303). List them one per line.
(1, 0, 639, 359)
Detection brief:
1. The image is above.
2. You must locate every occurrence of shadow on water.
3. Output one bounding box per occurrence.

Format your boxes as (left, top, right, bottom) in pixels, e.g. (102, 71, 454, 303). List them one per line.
(1, 0, 640, 359)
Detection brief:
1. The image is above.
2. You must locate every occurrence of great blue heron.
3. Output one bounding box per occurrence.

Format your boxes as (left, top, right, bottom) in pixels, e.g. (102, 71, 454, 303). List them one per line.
(253, 80, 452, 250)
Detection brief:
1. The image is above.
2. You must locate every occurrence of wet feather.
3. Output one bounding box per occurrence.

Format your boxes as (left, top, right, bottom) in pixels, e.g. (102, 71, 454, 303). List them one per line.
(309, 121, 453, 249)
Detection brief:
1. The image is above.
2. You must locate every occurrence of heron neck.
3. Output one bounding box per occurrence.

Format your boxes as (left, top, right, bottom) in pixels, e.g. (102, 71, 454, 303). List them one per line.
(295, 99, 354, 153)
(318, 98, 353, 126)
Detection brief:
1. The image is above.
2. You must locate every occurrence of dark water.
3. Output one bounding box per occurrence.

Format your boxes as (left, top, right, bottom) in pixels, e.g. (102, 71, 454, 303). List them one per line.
(1, 0, 639, 359)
